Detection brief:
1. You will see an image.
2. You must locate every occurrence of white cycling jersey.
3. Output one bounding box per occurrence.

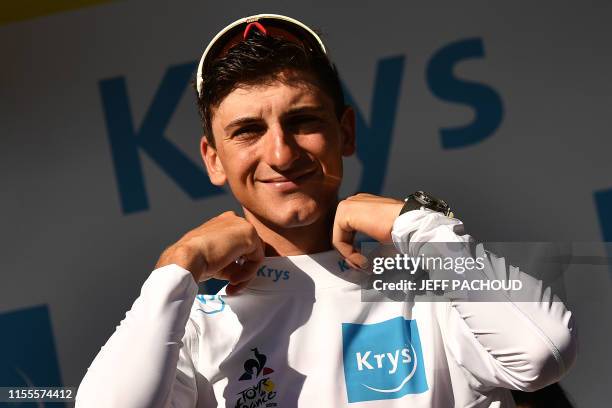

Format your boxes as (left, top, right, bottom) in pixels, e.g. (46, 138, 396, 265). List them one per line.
(75, 210, 577, 407)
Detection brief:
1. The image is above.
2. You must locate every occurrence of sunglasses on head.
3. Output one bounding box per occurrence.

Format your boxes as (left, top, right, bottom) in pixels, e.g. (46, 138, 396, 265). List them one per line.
(196, 14, 328, 97)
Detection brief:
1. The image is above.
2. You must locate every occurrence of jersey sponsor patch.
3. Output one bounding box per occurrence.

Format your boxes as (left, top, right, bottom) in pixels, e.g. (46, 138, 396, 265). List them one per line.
(234, 348, 278, 408)
(342, 316, 428, 403)
(256, 265, 290, 282)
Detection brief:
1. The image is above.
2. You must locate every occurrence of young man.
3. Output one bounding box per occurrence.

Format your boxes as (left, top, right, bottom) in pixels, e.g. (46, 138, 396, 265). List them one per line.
(76, 14, 577, 407)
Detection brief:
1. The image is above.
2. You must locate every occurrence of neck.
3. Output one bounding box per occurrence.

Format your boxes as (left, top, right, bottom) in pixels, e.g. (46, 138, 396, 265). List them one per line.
(243, 206, 335, 257)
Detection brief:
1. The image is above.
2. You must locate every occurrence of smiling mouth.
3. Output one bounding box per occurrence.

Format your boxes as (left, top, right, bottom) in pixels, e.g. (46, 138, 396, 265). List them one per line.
(260, 168, 318, 184)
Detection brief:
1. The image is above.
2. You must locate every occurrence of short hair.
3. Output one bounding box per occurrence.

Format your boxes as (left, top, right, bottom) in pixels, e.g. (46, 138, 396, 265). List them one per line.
(194, 30, 345, 146)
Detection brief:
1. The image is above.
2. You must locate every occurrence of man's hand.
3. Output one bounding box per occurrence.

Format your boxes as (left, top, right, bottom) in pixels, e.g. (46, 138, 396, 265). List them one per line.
(156, 211, 264, 295)
(332, 193, 404, 269)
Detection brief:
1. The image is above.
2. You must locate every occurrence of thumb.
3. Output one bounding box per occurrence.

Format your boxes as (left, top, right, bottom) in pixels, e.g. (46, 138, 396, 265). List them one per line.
(332, 213, 369, 270)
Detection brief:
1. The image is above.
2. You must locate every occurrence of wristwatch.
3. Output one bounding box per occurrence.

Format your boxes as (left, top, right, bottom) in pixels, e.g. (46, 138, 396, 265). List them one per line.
(399, 191, 454, 218)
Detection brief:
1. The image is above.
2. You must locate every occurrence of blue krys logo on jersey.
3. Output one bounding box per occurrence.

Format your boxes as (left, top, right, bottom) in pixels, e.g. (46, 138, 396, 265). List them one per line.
(257, 265, 290, 282)
(342, 316, 428, 403)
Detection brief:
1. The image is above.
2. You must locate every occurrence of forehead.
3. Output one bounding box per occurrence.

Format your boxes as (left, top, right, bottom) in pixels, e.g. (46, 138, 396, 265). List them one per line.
(211, 74, 334, 124)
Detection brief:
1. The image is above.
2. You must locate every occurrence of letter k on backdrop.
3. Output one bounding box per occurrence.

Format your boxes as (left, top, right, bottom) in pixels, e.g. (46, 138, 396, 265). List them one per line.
(99, 57, 408, 215)
(99, 37, 509, 216)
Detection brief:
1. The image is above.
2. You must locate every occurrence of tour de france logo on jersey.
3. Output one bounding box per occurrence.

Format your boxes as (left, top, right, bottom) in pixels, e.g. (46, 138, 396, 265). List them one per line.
(234, 348, 278, 408)
(342, 317, 428, 403)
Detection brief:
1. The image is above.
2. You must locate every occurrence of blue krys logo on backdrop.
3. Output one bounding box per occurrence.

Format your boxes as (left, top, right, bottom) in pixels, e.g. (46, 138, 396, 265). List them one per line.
(0, 305, 66, 408)
(342, 316, 428, 403)
(594, 189, 612, 279)
(98, 37, 504, 215)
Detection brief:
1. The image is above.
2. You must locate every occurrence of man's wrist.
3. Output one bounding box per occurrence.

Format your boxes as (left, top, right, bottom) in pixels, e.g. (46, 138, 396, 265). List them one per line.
(156, 244, 207, 283)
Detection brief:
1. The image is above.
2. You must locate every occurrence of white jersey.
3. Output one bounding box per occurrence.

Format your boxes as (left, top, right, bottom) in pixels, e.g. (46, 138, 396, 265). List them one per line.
(75, 210, 577, 407)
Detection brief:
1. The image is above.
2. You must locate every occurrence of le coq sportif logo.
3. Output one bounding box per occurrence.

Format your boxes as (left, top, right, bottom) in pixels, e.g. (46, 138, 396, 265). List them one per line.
(235, 348, 277, 408)
(342, 317, 428, 403)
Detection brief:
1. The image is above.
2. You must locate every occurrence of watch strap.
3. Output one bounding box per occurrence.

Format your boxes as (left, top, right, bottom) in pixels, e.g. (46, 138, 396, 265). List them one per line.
(399, 191, 454, 218)
(399, 196, 424, 215)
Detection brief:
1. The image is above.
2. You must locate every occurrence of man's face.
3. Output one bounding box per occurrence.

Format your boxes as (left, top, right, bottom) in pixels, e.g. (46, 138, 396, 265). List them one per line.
(201, 71, 355, 228)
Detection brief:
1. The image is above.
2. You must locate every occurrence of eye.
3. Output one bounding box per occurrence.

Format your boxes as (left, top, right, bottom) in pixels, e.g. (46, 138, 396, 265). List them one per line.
(232, 124, 266, 139)
(292, 115, 319, 124)
(286, 115, 323, 134)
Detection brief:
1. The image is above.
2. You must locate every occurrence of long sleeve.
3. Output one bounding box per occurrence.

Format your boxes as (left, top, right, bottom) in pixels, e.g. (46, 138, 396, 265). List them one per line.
(75, 264, 199, 408)
(391, 209, 578, 392)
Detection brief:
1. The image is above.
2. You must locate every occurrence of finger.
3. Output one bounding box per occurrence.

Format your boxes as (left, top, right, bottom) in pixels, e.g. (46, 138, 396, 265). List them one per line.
(332, 208, 369, 270)
(230, 224, 265, 269)
(346, 192, 377, 201)
(339, 195, 402, 243)
(344, 252, 369, 270)
(236, 259, 262, 285)
(245, 235, 265, 263)
(217, 235, 264, 284)
(226, 279, 252, 296)
(217, 262, 256, 285)
(227, 236, 264, 284)
(223, 238, 262, 295)
(205, 223, 263, 274)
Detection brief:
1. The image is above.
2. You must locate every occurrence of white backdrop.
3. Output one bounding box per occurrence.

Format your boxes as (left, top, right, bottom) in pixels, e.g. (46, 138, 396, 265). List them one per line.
(1, 1, 611, 406)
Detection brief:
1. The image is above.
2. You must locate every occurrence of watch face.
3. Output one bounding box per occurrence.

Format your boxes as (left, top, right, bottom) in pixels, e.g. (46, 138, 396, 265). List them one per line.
(414, 191, 430, 205)
(415, 191, 448, 211)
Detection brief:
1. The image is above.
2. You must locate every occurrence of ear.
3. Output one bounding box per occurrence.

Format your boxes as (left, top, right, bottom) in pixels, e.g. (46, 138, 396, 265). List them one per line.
(339, 106, 356, 156)
(200, 135, 227, 186)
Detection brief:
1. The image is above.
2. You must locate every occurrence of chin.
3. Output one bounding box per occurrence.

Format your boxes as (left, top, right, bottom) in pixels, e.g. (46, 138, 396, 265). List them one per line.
(266, 197, 326, 228)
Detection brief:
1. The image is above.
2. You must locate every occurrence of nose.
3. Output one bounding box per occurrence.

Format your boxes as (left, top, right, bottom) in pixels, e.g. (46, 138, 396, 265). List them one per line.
(261, 124, 300, 171)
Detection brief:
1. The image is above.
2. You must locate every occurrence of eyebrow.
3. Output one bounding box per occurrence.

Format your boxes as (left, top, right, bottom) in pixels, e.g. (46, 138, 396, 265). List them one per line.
(223, 105, 327, 132)
(283, 105, 327, 116)
(224, 117, 262, 132)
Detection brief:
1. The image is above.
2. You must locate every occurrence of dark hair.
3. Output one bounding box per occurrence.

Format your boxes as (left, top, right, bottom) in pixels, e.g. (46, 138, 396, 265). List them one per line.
(194, 30, 345, 146)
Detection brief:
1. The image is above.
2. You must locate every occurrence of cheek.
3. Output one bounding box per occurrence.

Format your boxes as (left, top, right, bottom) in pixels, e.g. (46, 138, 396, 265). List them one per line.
(219, 144, 257, 182)
(300, 133, 343, 173)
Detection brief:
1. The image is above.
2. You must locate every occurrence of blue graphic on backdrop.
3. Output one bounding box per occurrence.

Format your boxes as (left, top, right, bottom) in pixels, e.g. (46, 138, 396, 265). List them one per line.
(342, 317, 428, 403)
(100, 58, 403, 214)
(594, 189, 612, 278)
(0, 305, 65, 408)
(101, 39, 503, 214)
(595, 189, 612, 242)
(99, 62, 224, 214)
(344, 56, 404, 194)
(427, 37, 504, 149)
